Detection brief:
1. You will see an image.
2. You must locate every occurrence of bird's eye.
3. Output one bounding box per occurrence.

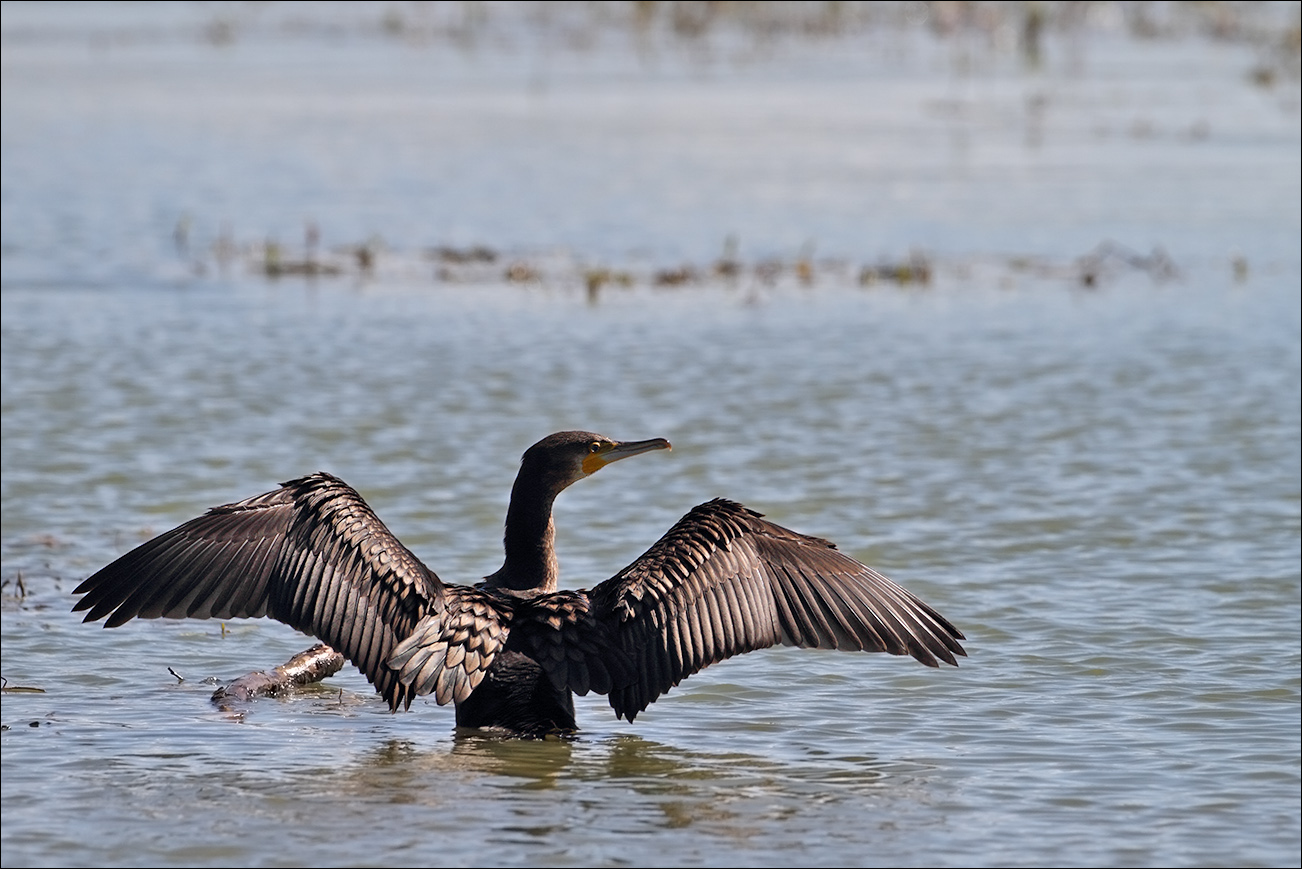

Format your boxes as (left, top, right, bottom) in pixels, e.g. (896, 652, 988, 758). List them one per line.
(589, 441, 602, 453)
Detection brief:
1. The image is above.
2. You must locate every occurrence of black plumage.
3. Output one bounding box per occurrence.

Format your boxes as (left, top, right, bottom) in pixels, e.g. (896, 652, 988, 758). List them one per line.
(74, 430, 966, 736)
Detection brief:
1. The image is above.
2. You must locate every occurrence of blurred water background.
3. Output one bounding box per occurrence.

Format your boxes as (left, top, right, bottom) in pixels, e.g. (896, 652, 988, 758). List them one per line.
(2, 2, 1299, 867)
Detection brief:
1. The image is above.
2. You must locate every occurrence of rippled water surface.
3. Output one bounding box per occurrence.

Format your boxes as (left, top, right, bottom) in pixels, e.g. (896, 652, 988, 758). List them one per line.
(2, 4, 1299, 867)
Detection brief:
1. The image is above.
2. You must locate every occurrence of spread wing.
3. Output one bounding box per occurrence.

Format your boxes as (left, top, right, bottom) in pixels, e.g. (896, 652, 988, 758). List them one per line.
(587, 499, 967, 721)
(72, 472, 446, 709)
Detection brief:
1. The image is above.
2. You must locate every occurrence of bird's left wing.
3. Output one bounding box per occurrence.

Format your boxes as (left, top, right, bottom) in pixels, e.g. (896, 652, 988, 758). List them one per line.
(587, 499, 967, 721)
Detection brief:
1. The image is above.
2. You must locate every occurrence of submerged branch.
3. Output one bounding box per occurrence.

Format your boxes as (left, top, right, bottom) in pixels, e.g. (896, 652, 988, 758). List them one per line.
(211, 644, 346, 705)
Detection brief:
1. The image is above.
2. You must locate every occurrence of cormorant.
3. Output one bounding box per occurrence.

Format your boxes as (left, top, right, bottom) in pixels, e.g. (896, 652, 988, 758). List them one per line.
(73, 431, 966, 736)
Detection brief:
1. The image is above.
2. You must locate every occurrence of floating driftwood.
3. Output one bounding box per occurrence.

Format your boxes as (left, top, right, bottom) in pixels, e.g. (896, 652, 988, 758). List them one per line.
(211, 643, 345, 705)
(1, 677, 45, 694)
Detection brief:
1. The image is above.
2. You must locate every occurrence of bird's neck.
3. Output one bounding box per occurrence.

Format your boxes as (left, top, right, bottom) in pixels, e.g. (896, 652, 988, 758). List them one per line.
(489, 474, 560, 594)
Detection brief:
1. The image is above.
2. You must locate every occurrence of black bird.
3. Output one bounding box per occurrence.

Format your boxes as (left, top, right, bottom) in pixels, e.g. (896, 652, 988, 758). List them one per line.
(73, 431, 966, 736)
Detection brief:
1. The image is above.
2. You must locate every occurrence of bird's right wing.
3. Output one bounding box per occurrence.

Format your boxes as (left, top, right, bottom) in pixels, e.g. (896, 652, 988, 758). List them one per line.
(588, 499, 966, 721)
(72, 472, 441, 709)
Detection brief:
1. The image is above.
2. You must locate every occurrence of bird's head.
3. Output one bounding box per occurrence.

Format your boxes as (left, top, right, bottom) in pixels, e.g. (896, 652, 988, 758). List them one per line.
(520, 430, 672, 495)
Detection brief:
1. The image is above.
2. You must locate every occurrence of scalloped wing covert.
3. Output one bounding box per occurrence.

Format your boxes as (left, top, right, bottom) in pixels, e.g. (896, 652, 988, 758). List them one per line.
(387, 589, 635, 706)
(508, 590, 636, 697)
(387, 585, 513, 705)
(72, 473, 439, 709)
(589, 499, 967, 721)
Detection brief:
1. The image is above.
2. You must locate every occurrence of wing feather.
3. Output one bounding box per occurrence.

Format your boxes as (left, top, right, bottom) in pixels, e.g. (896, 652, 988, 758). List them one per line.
(388, 585, 512, 706)
(72, 473, 442, 709)
(496, 590, 635, 698)
(588, 499, 966, 721)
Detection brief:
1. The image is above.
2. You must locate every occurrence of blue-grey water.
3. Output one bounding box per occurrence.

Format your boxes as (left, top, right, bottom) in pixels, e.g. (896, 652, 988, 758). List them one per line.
(2, 4, 1299, 868)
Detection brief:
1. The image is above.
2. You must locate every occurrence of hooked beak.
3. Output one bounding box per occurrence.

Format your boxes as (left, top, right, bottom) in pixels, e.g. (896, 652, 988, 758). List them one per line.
(582, 437, 671, 475)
